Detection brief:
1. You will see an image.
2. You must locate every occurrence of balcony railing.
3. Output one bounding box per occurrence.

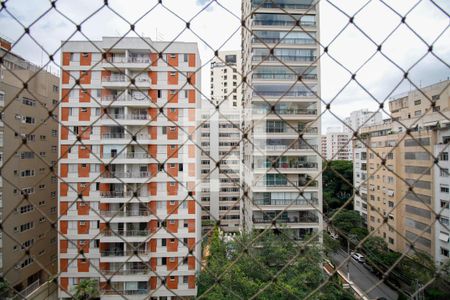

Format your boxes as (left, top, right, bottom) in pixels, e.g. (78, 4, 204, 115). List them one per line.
(252, 38, 316, 45)
(101, 133, 126, 139)
(128, 56, 150, 63)
(254, 198, 319, 206)
(253, 73, 317, 80)
(103, 152, 151, 159)
(253, 217, 319, 224)
(102, 290, 149, 296)
(253, 55, 317, 63)
(253, 3, 314, 10)
(101, 210, 150, 217)
(255, 180, 318, 188)
(101, 95, 152, 102)
(103, 268, 150, 275)
(100, 249, 148, 257)
(105, 56, 127, 63)
(103, 230, 148, 237)
(255, 127, 319, 135)
(102, 171, 150, 178)
(253, 108, 317, 115)
(102, 75, 127, 82)
(99, 191, 149, 198)
(256, 162, 318, 169)
(102, 114, 150, 120)
(253, 20, 316, 27)
(258, 144, 319, 151)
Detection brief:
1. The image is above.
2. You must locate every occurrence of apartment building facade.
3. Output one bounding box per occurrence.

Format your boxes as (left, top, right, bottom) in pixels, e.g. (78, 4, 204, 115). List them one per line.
(354, 80, 450, 265)
(321, 127, 352, 161)
(210, 51, 242, 109)
(58, 37, 201, 299)
(242, 0, 322, 240)
(343, 108, 383, 133)
(0, 38, 59, 293)
(200, 107, 241, 234)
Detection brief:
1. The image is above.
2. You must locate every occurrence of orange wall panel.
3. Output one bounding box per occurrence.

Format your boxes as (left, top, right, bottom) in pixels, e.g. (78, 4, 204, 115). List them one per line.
(167, 182, 178, 196)
(188, 89, 196, 103)
(167, 163, 178, 177)
(168, 91, 178, 103)
(77, 259, 89, 272)
(188, 275, 196, 289)
(62, 70, 70, 84)
(188, 256, 195, 270)
(78, 164, 90, 178)
(188, 219, 195, 233)
(60, 183, 68, 196)
(168, 71, 179, 85)
(77, 202, 90, 215)
(167, 53, 178, 67)
(167, 200, 178, 215)
(79, 71, 91, 84)
(150, 53, 158, 66)
(80, 53, 92, 66)
(78, 220, 90, 234)
(60, 278, 68, 291)
(167, 220, 179, 233)
(167, 127, 178, 140)
(78, 145, 91, 159)
(167, 257, 178, 271)
(188, 163, 195, 177)
(167, 108, 178, 121)
(188, 200, 195, 214)
(166, 276, 178, 290)
(167, 238, 178, 252)
(60, 164, 68, 177)
(60, 221, 68, 234)
(79, 108, 91, 121)
(62, 52, 71, 66)
(61, 107, 69, 121)
(79, 89, 91, 102)
(60, 127, 68, 140)
(60, 145, 69, 158)
(148, 182, 157, 195)
(188, 145, 196, 158)
(188, 53, 196, 67)
(60, 240, 68, 253)
(148, 71, 157, 85)
(61, 89, 70, 102)
(167, 145, 178, 158)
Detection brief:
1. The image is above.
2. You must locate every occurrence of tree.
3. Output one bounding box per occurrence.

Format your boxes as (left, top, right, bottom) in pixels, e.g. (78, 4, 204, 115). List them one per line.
(198, 230, 354, 299)
(73, 279, 100, 300)
(332, 209, 367, 240)
(322, 160, 353, 214)
(0, 279, 10, 298)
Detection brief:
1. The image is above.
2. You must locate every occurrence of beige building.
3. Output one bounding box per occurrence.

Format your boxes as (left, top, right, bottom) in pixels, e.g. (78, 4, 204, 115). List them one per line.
(0, 38, 59, 294)
(321, 127, 352, 161)
(357, 80, 450, 264)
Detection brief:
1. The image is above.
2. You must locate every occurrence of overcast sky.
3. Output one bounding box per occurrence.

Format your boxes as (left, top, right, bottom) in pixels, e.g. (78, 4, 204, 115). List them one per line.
(0, 0, 449, 130)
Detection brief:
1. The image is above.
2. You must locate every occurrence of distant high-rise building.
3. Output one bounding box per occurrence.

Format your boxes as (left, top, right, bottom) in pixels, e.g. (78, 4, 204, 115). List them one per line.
(321, 127, 352, 161)
(58, 37, 201, 298)
(0, 37, 59, 294)
(343, 109, 383, 133)
(210, 51, 242, 109)
(242, 0, 322, 239)
(354, 80, 450, 266)
(200, 106, 241, 234)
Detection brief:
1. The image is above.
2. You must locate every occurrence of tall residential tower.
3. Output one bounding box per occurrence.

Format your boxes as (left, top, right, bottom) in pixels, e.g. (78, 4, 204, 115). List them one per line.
(58, 37, 201, 299)
(242, 0, 322, 240)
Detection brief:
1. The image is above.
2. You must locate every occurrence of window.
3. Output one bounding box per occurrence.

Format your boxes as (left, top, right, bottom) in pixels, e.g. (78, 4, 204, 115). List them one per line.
(22, 116, 35, 124)
(441, 186, 449, 193)
(441, 248, 449, 257)
(440, 152, 449, 161)
(0, 91, 4, 103)
(20, 169, 35, 177)
(22, 97, 36, 106)
(414, 99, 421, 105)
(441, 168, 449, 177)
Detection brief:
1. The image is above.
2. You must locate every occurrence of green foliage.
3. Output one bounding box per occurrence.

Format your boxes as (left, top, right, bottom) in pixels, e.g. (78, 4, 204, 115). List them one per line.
(323, 232, 340, 257)
(332, 209, 366, 240)
(322, 160, 353, 214)
(0, 279, 10, 298)
(73, 279, 100, 300)
(198, 230, 354, 299)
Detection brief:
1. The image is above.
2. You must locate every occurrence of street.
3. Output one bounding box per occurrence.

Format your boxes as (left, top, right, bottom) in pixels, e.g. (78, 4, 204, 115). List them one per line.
(332, 249, 398, 300)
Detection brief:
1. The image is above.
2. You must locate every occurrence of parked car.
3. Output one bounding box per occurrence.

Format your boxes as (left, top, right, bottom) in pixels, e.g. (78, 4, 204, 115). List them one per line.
(363, 262, 382, 277)
(351, 252, 365, 263)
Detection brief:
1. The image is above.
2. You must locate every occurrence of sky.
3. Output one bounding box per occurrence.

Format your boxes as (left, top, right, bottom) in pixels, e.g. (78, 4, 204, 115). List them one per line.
(0, 0, 449, 131)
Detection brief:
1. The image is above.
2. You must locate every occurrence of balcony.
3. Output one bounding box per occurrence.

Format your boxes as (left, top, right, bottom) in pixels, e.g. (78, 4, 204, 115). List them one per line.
(102, 171, 150, 179)
(254, 180, 318, 188)
(253, 20, 316, 27)
(253, 73, 317, 81)
(252, 55, 317, 64)
(103, 268, 150, 275)
(103, 152, 152, 159)
(103, 230, 148, 237)
(253, 216, 318, 224)
(252, 2, 314, 10)
(101, 210, 150, 217)
(100, 191, 149, 198)
(255, 126, 318, 135)
(102, 113, 150, 121)
(102, 290, 149, 296)
(100, 249, 148, 257)
(252, 37, 315, 45)
(102, 75, 127, 83)
(254, 198, 319, 206)
(253, 91, 317, 98)
(100, 133, 126, 139)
